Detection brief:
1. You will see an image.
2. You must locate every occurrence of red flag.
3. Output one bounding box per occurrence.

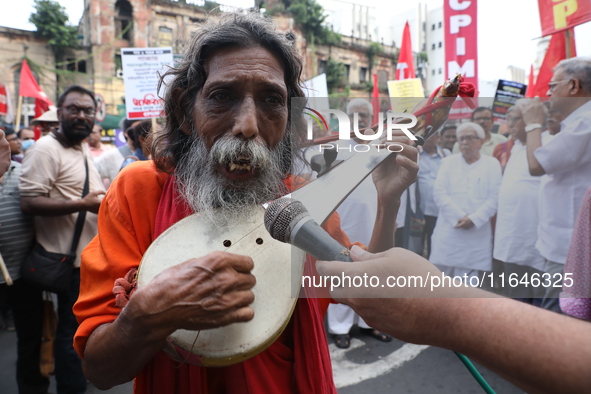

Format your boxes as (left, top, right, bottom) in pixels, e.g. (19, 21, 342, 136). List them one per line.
(532, 29, 576, 97)
(526, 64, 536, 97)
(19, 59, 53, 107)
(371, 74, 380, 126)
(396, 22, 415, 80)
(537, 0, 591, 37)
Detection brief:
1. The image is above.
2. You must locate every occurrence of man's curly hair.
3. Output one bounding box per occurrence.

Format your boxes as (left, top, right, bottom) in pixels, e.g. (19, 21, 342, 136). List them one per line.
(153, 12, 306, 176)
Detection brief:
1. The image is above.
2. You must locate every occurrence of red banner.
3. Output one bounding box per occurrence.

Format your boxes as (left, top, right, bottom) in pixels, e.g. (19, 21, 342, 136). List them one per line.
(444, 0, 478, 119)
(538, 0, 591, 36)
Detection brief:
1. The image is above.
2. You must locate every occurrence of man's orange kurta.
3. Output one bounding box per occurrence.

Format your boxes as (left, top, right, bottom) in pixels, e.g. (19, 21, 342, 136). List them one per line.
(73, 161, 351, 393)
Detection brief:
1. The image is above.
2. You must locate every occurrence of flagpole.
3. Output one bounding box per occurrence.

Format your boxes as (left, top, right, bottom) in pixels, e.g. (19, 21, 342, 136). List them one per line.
(15, 96, 23, 131)
(565, 29, 572, 59)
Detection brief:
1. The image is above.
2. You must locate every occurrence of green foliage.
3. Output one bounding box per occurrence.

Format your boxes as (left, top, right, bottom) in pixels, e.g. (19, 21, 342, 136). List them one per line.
(366, 41, 382, 71)
(29, 0, 78, 49)
(417, 51, 428, 64)
(203, 1, 221, 11)
(325, 58, 346, 94)
(288, 0, 341, 45)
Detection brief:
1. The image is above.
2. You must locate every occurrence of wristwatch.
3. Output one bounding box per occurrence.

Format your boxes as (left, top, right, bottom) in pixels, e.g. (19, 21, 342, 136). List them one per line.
(525, 123, 542, 132)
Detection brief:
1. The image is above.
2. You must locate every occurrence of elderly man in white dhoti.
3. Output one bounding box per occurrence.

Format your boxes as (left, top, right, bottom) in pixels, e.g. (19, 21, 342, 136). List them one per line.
(429, 122, 502, 284)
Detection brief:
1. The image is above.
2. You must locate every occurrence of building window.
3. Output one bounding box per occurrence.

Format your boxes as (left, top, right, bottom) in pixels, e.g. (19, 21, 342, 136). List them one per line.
(438, 21, 442, 28)
(359, 67, 367, 83)
(438, 42, 442, 48)
(318, 60, 327, 75)
(344, 64, 351, 82)
(158, 26, 173, 47)
(438, 68, 442, 74)
(114, 53, 122, 77)
(115, 0, 133, 41)
(377, 70, 387, 87)
(431, 24, 436, 30)
(432, 43, 436, 50)
(432, 69, 436, 76)
(66, 58, 87, 73)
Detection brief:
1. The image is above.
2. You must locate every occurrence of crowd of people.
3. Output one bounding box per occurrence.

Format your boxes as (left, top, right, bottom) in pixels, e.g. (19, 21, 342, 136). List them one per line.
(0, 11, 589, 394)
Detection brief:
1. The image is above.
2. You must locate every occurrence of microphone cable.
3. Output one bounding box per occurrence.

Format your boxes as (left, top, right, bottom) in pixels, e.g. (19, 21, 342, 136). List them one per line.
(455, 352, 496, 394)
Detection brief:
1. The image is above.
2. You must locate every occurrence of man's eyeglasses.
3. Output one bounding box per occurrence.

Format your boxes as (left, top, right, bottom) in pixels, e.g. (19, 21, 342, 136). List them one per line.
(473, 117, 493, 122)
(62, 105, 96, 118)
(548, 79, 572, 92)
(458, 135, 479, 142)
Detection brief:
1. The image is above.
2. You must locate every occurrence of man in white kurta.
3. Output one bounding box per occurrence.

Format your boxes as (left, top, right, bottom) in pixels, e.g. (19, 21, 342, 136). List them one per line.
(493, 105, 545, 302)
(430, 122, 502, 283)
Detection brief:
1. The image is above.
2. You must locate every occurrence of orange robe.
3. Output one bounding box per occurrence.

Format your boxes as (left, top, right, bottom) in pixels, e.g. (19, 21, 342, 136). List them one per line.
(74, 161, 352, 393)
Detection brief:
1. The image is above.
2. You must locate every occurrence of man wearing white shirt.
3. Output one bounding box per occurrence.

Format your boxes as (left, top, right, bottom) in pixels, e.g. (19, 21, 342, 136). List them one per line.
(430, 122, 502, 283)
(327, 99, 392, 348)
(520, 57, 591, 312)
(417, 133, 449, 258)
(493, 104, 545, 302)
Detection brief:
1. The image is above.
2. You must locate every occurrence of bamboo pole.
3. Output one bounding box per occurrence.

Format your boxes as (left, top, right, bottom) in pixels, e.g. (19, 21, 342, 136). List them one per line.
(0, 252, 13, 286)
(565, 29, 572, 59)
(15, 96, 23, 131)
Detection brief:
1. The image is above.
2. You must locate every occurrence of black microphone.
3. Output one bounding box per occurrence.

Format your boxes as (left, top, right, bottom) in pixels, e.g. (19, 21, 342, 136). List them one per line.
(264, 198, 353, 262)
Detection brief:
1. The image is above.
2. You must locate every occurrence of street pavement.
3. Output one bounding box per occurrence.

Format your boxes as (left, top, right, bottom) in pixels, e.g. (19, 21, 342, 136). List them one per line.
(0, 324, 523, 393)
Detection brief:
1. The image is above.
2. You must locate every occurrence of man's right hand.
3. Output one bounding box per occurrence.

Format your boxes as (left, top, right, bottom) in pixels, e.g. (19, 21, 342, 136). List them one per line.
(81, 190, 105, 213)
(125, 251, 256, 339)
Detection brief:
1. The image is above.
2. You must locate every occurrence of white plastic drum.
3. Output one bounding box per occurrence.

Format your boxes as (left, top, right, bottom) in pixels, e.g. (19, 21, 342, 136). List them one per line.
(137, 205, 306, 366)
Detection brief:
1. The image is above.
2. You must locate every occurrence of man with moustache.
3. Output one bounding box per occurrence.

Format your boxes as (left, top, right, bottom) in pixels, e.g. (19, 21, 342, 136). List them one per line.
(72, 13, 418, 394)
(20, 85, 105, 394)
(520, 57, 591, 312)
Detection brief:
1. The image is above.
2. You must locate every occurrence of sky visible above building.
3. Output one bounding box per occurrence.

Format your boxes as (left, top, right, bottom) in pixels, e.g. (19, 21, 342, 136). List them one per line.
(2, 0, 590, 83)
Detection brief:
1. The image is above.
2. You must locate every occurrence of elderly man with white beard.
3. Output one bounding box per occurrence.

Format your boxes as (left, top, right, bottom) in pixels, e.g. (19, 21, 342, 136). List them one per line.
(429, 122, 502, 284)
(72, 13, 418, 394)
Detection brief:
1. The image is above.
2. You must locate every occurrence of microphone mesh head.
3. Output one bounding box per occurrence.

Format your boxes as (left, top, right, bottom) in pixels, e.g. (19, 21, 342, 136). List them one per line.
(264, 198, 308, 243)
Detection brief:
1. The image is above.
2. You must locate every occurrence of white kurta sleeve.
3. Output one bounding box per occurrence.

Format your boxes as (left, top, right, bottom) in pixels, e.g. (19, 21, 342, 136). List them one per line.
(467, 159, 502, 229)
(434, 159, 467, 224)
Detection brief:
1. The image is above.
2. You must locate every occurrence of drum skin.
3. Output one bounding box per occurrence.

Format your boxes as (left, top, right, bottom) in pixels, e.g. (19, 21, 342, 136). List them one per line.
(137, 206, 306, 367)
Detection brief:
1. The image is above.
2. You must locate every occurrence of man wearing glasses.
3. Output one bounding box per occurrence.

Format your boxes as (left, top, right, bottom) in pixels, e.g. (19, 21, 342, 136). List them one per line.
(19, 85, 105, 394)
(453, 107, 507, 156)
(518, 57, 591, 313)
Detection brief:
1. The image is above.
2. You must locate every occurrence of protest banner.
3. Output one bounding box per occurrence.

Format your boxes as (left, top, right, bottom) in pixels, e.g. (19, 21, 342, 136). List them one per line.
(492, 79, 527, 119)
(122, 47, 174, 119)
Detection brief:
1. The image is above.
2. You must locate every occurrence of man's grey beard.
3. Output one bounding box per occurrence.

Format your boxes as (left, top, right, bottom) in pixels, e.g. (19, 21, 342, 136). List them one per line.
(175, 134, 290, 226)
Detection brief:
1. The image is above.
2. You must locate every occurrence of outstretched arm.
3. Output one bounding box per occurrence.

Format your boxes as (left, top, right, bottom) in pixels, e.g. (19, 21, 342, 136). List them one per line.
(317, 247, 591, 394)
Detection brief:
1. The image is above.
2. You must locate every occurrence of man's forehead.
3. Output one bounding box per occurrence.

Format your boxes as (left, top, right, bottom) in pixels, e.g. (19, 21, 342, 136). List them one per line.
(459, 128, 478, 136)
(474, 109, 492, 117)
(64, 92, 95, 106)
(203, 46, 286, 84)
(349, 104, 371, 114)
